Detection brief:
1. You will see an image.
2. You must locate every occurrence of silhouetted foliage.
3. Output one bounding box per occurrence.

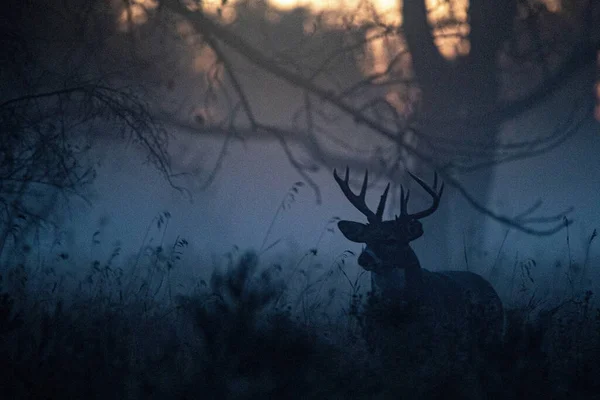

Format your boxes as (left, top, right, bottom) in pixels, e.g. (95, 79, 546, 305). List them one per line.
(0, 0, 176, 259)
(1, 243, 599, 399)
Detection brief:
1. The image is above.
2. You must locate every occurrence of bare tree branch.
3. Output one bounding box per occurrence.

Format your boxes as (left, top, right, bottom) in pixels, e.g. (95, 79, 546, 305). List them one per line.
(161, 0, 581, 236)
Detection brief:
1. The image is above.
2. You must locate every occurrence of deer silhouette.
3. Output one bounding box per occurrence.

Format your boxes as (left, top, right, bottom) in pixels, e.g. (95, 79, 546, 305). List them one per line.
(334, 167, 504, 347)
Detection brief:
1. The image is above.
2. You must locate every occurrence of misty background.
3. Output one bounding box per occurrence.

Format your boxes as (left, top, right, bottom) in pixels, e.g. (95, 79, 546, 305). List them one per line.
(2, 0, 600, 298)
(4, 1, 600, 398)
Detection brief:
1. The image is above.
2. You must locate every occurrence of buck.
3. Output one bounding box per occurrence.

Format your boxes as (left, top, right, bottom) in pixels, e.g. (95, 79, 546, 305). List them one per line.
(334, 168, 504, 346)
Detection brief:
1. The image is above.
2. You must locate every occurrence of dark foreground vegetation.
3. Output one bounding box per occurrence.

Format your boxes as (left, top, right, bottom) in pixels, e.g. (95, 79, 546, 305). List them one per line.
(1, 239, 600, 400)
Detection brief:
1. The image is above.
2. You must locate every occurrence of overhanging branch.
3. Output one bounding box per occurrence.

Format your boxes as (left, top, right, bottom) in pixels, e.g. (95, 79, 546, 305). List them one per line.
(162, 1, 581, 235)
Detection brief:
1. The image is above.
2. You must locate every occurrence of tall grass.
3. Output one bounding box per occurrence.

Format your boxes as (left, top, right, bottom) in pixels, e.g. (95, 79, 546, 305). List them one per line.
(1, 213, 599, 399)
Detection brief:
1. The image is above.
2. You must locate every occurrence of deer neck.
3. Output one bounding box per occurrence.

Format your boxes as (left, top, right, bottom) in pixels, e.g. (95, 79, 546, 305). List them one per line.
(370, 245, 423, 302)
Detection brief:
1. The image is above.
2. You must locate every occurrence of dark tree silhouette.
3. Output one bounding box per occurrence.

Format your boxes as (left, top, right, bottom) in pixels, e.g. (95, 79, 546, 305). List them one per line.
(0, 0, 179, 259)
(401, 0, 598, 261)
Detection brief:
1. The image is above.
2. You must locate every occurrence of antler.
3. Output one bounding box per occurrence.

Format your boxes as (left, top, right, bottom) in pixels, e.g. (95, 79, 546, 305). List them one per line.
(333, 167, 389, 224)
(404, 171, 445, 220)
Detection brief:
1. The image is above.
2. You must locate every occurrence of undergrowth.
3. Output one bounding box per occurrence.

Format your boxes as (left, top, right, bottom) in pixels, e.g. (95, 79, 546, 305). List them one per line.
(0, 216, 599, 399)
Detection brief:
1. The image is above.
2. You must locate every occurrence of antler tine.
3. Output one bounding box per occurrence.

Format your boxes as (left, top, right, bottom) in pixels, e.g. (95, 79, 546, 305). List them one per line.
(400, 185, 410, 216)
(375, 182, 390, 220)
(333, 167, 378, 223)
(360, 169, 369, 200)
(406, 171, 444, 220)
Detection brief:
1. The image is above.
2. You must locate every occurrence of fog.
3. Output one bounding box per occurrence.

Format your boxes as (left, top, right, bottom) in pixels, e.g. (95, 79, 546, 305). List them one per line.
(45, 83, 600, 297)
(3, 1, 600, 397)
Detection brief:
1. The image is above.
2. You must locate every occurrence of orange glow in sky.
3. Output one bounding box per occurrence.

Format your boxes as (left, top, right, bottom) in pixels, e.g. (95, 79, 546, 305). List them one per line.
(118, 0, 479, 61)
(119, 0, 569, 87)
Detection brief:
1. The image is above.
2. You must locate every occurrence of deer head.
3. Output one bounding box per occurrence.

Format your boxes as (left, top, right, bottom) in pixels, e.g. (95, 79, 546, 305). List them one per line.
(333, 167, 444, 274)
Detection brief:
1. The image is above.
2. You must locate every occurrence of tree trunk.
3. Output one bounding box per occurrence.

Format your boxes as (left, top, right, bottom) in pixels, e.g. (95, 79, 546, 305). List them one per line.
(401, 0, 516, 268)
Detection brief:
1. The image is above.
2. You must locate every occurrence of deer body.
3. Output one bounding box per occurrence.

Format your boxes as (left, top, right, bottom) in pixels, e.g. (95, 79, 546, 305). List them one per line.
(334, 168, 504, 346)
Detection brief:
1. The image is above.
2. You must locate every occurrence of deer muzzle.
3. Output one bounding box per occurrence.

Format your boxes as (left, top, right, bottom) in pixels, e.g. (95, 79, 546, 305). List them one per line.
(358, 247, 384, 271)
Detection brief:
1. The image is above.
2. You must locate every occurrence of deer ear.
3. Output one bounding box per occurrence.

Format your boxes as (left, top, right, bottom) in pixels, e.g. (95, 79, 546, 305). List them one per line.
(338, 221, 368, 243)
